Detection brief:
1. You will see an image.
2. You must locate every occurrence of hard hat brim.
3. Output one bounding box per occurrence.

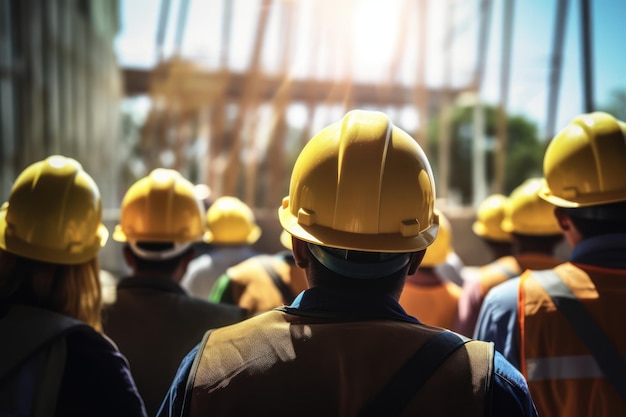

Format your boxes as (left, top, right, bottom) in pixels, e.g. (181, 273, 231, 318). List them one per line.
(278, 205, 437, 253)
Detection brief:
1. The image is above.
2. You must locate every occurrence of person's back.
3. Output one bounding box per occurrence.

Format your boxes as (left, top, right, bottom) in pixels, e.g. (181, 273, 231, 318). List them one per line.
(474, 112, 626, 416)
(158, 110, 537, 417)
(185, 309, 498, 416)
(102, 169, 246, 416)
(399, 211, 462, 329)
(209, 231, 308, 316)
(181, 196, 262, 299)
(457, 178, 564, 337)
(0, 155, 147, 417)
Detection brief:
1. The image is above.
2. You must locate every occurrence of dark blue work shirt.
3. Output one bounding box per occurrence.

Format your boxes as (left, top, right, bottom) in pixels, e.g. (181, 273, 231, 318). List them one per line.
(474, 233, 626, 369)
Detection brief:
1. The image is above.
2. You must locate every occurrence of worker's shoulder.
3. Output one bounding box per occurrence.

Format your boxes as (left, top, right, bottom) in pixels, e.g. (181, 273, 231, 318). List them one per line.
(491, 351, 537, 416)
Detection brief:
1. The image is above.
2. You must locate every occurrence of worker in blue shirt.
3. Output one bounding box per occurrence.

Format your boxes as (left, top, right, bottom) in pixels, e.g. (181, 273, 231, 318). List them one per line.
(474, 112, 626, 416)
(157, 110, 537, 417)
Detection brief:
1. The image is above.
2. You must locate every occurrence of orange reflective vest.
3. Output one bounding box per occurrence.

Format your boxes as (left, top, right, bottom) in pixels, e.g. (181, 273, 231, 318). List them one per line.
(186, 310, 493, 417)
(480, 254, 561, 298)
(519, 263, 626, 416)
(399, 279, 461, 329)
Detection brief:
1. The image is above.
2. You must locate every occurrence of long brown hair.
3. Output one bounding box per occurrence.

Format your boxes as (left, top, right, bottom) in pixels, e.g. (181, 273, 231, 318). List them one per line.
(0, 250, 103, 332)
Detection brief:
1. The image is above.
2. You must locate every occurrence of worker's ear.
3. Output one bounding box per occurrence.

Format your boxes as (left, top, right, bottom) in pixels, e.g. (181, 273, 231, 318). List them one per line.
(123, 245, 136, 269)
(407, 250, 426, 275)
(291, 237, 309, 269)
(554, 208, 571, 231)
(554, 207, 584, 247)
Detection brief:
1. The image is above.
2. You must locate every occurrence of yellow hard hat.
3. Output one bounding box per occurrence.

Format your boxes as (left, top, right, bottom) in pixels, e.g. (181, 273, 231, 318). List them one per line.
(0, 155, 108, 265)
(113, 169, 209, 246)
(422, 210, 452, 267)
(472, 194, 512, 242)
(501, 178, 561, 235)
(206, 196, 261, 244)
(278, 109, 438, 253)
(539, 112, 626, 208)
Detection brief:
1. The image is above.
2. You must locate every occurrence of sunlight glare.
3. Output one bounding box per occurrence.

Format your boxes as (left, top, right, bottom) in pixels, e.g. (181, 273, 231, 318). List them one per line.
(351, 0, 399, 81)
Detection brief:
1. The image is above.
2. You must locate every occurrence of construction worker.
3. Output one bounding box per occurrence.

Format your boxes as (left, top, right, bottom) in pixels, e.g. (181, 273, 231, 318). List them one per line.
(102, 169, 246, 417)
(474, 112, 626, 416)
(399, 211, 462, 329)
(471, 193, 514, 261)
(456, 177, 564, 337)
(209, 230, 308, 317)
(157, 110, 537, 417)
(180, 196, 261, 299)
(0, 156, 147, 416)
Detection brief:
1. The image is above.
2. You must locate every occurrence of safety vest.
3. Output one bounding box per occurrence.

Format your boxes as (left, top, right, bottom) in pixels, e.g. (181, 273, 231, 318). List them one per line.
(519, 263, 626, 416)
(225, 253, 307, 316)
(399, 280, 461, 329)
(479, 253, 561, 297)
(185, 310, 494, 417)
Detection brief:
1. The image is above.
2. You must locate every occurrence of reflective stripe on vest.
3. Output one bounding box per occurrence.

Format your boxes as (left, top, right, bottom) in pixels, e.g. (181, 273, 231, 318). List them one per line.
(519, 263, 626, 416)
(527, 354, 626, 381)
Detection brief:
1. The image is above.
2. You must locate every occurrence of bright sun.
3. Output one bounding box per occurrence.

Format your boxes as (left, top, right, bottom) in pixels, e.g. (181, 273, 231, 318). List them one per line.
(351, 0, 401, 82)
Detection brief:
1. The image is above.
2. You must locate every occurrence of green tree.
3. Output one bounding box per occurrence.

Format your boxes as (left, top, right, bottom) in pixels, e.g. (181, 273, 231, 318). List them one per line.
(599, 89, 626, 121)
(428, 105, 544, 205)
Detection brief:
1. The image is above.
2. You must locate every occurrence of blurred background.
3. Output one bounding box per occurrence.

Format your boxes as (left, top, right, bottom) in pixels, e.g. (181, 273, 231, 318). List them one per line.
(1, 0, 625, 275)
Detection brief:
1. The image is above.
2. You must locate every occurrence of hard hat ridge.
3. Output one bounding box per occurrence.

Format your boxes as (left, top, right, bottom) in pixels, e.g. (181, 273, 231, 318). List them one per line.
(539, 111, 626, 209)
(279, 109, 438, 253)
(0, 155, 108, 265)
(113, 169, 210, 257)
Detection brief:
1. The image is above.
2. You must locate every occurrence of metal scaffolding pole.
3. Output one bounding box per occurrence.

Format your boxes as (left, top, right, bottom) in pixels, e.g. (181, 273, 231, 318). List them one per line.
(545, 0, 569, 141)
(471, 0, 493, 207)
(580, 0, 594, 112)
(494, 0, 514, 194)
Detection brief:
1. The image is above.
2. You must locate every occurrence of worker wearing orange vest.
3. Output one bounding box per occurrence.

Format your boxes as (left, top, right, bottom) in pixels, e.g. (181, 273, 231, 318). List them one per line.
(399, 211, 462, 329)
(475, 112, 626, 416)
(157, 110, 537, 417)
(209, 231, 308, 317)
(456, 177, 564, 336)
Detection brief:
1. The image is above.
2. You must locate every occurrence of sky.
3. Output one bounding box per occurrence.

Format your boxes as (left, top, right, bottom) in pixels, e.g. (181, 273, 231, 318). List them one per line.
(114, 0, 626, 140)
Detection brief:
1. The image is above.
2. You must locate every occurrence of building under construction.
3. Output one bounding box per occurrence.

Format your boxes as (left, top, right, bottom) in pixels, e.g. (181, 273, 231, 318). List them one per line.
(0, 0, 605, 267)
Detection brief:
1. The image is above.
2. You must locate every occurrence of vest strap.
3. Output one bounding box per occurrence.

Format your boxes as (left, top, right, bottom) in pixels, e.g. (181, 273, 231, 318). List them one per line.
(532, 269, 626, 402)
(182, 329, 214, 417)
(0, 305, 88, 416)
(257, 256, 295, 304)
(358, 331, 489, 417)
(489, 261, 519, 279)
(0, 305, 87, 380)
